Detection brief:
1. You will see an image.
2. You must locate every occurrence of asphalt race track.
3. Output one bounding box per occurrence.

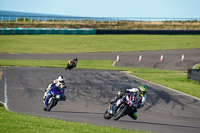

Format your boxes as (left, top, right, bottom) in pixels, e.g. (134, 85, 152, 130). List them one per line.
(1, 49, 200, 71)
(0, 49, 200, 133)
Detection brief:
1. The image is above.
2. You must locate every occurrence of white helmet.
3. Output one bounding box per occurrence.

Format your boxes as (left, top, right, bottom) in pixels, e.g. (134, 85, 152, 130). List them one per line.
(58, 75, 65, 84)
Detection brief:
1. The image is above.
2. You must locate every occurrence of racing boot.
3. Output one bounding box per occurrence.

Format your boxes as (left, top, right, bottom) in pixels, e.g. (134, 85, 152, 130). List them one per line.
(129, 111, 138, 120)
(43, 87, 50, 101)
(61, 94, 66, 101)
(43, 91, 48, 101)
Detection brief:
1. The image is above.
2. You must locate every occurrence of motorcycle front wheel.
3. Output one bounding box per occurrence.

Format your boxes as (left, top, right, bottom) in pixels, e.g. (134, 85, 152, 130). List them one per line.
(43, 106, 47, 111)
(113, 104, 129, 121)
(47, 98, 55, 112)
(104, 110, 112, 120)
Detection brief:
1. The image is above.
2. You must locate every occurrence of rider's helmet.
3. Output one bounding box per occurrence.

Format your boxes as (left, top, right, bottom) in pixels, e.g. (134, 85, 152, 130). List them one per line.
(74, 57, 78, 62)
(138, 85, 147, 95)
(58, 75, 65, 84)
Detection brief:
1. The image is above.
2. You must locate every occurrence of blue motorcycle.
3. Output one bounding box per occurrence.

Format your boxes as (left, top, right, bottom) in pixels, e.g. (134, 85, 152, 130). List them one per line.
(43, 85, 63, 112)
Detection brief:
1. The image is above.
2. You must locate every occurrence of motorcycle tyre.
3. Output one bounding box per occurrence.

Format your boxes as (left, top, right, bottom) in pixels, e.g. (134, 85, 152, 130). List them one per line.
(43, 106, 47, 111)
(66, 64, 73, 70)
(113, 104, 129, 121)
(54, 100, 58, 106)
(104, 111, 112, 120)
(47, 98, 55, 112)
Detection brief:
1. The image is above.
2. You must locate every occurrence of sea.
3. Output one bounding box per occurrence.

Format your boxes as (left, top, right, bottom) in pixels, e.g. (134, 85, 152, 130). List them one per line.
(0, 10, 76, 17)
(1, 10, 191, 22)
(0, 10, 119, 21)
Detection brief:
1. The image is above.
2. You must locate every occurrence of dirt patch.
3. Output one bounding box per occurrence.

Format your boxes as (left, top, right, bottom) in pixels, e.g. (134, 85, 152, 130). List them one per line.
(123, 71, 132, 74)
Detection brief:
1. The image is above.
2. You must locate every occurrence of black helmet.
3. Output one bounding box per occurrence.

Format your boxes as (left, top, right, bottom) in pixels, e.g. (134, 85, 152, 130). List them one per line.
(74, 57, 78, 61)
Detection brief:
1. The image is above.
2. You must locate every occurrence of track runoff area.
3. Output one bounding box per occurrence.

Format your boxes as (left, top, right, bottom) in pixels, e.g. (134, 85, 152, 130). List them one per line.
(0, 49, 200, 133)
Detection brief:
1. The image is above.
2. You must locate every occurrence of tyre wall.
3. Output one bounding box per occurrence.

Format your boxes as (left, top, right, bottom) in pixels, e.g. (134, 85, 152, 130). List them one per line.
(187, 69, 200, 84)
(1, 28, 200, 35)
(0, 28, 96, 35)
(96, 29, 200, 35)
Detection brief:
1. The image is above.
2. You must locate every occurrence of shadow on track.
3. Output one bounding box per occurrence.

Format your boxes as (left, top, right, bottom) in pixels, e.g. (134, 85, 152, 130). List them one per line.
(52, 110, 103, 115)
(120, 120, 200, 129)
(144, 86, 186, 111)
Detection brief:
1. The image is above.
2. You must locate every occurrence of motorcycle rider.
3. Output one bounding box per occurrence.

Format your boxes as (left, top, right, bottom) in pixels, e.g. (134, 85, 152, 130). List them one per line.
(108, 85, 147, 120)
(65, 57, 78, 70)
(43, 75, 67, 101)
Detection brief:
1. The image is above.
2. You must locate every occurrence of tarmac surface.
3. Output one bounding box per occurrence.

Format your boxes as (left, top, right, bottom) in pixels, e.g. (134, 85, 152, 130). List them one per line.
(0, 49, 200, 133)
(1, 49, 200, 71)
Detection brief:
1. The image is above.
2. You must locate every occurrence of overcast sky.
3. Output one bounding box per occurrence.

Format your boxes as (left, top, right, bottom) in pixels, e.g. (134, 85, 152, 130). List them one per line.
(0, 0, 199, 18)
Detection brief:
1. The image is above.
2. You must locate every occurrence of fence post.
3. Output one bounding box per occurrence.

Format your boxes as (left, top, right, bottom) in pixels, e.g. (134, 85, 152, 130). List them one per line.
(187, 69, 192, 79)
(187, 69, 200, 84)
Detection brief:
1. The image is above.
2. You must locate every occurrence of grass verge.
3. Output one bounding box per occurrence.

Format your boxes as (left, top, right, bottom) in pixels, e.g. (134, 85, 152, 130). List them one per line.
(0, 106, 147, 133)
(193, 63, 200, 69)
(0, 59, 199, 98)
(0, 35, 200, 53)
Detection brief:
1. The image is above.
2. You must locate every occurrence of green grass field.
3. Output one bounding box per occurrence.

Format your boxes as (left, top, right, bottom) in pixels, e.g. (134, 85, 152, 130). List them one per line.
(0, 35, 200, 133)
(0, 35, 200, 53)
(0, 104, 147, 133)
(193, 63, 200, 69)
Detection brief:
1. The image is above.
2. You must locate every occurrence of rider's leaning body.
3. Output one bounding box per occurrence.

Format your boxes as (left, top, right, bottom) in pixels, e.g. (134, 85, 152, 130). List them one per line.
(108, 85, 147, 120)
(65, 57, 78, 70)
(43, 75, 67, 101)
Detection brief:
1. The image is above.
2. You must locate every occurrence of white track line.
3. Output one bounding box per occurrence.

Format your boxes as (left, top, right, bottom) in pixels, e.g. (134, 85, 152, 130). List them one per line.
(4, 75, 9, 111)
(123, 72, 200, 101)
(2, 68, 9, 111)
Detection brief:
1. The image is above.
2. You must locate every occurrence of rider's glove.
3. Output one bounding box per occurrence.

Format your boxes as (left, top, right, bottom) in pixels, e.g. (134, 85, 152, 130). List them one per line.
(125, 89, 129, 92)
(110, 98, 116, 104)
(139, 104, 144, 108)
(132, 104, 138, 109)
